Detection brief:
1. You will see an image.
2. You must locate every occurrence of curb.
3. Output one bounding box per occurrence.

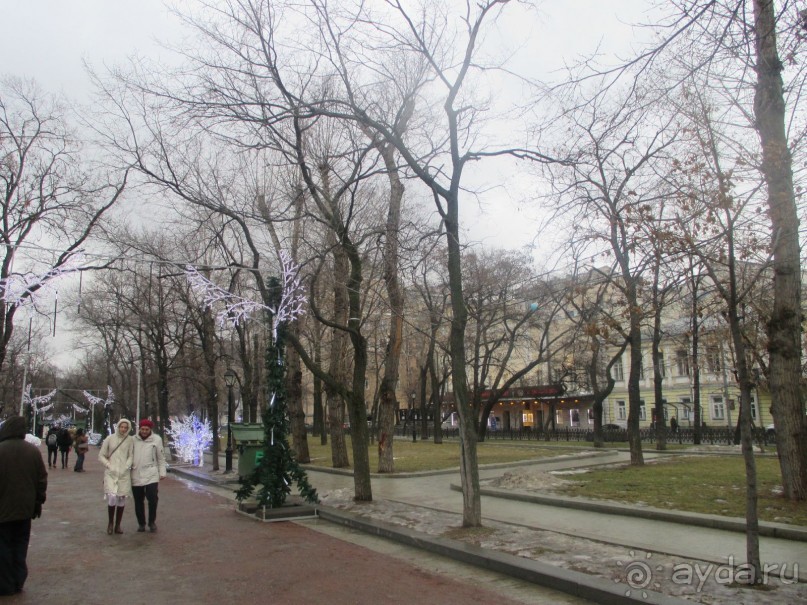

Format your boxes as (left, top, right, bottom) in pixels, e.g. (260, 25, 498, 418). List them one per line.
(170, 464, 688, 603)
(317, 505, 691, 605)
(461, 485, 807, 542)
(301, 449, 620, 478)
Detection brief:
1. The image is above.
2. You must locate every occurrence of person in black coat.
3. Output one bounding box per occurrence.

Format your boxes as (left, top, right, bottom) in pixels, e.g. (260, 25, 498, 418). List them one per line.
(56, 427, 73, 469)
(0, 416, 48, 595)
(45, 425, 59, 469)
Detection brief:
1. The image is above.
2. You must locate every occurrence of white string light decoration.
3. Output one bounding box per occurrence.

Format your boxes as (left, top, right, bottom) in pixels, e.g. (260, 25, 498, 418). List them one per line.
(166, 414, 212, 467)
(22, 386, 57, 433)
(83, 386, 115, 435)
(0, 253, 85, 309)
(186, 251, 306, 339)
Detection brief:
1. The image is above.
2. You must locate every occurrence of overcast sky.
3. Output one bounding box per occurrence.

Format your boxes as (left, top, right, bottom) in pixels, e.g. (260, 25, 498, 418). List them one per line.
(2, 1, 649, 106)
(2, 0, 652, 367)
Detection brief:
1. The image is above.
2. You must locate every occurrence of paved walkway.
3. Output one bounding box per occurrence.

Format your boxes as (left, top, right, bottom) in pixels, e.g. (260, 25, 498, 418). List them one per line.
(276, 449, 806, 580)
(177, 447, 807, 603)
(9, 445, 589, 605)
(367, 451, 807, 578)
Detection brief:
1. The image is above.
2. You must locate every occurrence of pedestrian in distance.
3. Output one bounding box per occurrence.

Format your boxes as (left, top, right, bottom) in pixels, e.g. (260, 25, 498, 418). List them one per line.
(131, 418, 167, 533)
(56, 426, 73, 469)
(45, 424, 59, 469)
(73, 427, 89, 472)
(0, 416, 48, 596)
(98, 419, 134, 535)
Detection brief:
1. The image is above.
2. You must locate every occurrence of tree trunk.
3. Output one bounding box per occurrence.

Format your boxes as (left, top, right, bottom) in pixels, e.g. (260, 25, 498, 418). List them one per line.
(327, 245, 351, 469)
(691, 276, 702, 445)
(342, 232, 372, 501)
(652, 336, 667, 451)
(312, 332, 326, 445)
(376, 141, 405, 474)
(286, 333, 310, 464)
(427, 307, 443, 445)
(753, 0, 807, 501)
(446, 192, 481, 526)
(626, 280, 644, 466)
(727, 287, 762, 578)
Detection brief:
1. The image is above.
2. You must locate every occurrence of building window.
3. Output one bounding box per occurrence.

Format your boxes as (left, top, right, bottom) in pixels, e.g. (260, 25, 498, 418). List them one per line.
(680, 397, 691, 421)
(712, 396, 725, 420)
(706, 347, 721, 374)
(657, 352, 666, 378)
(613, 357, 624, 382)
(639, 400, 647, 421)
(676, 349, 689, 377)
(750, 397, 758, 422)
(617, 400, 627, 420)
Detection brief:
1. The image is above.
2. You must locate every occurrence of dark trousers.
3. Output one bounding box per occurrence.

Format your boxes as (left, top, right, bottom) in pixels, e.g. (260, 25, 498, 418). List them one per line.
(74, 451, 86, 471)
(59, 449, 69, 468)
(47, 447, 58, 467)
(132, 483, 159, 526)
(0, 519, 31, 595)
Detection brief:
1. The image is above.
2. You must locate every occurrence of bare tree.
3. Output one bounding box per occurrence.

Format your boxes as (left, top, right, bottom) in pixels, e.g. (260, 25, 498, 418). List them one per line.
(0, 77, 127, 371)
(603, 0, 807, 500)
(543, 85, 678, 465)
(664, 88, 773, 578)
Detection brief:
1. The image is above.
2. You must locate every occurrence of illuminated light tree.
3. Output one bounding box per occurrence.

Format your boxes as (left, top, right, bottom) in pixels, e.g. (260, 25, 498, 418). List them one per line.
(187, 253, 317, 507)
(166, 414, 212, 467)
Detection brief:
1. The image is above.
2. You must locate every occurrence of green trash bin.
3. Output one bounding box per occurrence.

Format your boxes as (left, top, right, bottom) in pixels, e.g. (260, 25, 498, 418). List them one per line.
(230, 423, 265, 478)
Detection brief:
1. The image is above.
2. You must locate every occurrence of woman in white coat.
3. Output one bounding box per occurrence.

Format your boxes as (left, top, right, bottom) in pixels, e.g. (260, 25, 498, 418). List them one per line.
(99, 418, 134, 535)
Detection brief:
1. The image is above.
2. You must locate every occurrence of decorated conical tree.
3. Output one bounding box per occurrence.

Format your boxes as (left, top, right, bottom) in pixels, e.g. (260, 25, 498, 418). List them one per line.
(234, 276, 317, 507)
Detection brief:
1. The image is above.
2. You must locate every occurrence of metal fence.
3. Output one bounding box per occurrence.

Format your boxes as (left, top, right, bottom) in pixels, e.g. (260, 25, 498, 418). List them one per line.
(389, 424, 776, 447)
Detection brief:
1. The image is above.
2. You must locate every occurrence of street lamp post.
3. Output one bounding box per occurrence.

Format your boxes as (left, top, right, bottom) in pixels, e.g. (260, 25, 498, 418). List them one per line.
(410, 391, 417, 443)
(224, 368, 237, 473)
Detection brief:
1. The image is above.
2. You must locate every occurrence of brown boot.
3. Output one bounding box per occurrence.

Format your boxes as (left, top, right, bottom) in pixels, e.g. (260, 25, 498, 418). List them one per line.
(114, 506, 125, 534)
(107, 506, 115, 535)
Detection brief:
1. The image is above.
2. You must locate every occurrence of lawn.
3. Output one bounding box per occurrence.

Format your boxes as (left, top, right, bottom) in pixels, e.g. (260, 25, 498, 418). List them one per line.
(304, 438, 559, 472)
(302, 438, 806, 525)
(555, 455, 807, 526)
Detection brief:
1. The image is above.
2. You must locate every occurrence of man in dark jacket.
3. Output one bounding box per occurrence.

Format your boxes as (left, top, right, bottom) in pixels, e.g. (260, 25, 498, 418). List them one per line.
(45, 424, 59, 468)
(0, 416, 48, 595)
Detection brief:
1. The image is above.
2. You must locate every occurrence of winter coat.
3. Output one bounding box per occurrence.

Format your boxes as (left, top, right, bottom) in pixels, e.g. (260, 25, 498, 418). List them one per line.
(45, 427, 59, 450)
(56, 428, 73, 452)
(98, 421, 134, 497)
(0, 416, 47, 523)
(131, 433, 167, 487)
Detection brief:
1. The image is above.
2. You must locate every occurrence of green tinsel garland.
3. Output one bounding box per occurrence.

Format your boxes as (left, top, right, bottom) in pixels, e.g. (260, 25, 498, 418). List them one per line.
(236, 281, 318, 507)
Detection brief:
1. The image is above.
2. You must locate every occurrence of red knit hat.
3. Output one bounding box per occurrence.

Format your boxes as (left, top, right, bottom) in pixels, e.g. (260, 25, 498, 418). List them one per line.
(139, 419, 154, 429)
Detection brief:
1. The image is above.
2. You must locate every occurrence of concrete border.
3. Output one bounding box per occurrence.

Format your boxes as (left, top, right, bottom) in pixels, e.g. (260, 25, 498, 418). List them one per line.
(317, 505, 691, 605)
(302, 449, 620, 478)
(460, 485, 807, 542)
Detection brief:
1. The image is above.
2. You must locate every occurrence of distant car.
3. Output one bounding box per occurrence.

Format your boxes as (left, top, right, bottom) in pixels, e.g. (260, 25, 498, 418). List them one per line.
(602, 424, 624, 431)
(765, 424, 776, 438)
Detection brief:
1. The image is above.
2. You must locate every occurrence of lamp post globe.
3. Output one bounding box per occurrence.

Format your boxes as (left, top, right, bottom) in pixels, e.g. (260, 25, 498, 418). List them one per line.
(224, 368, 237, 473)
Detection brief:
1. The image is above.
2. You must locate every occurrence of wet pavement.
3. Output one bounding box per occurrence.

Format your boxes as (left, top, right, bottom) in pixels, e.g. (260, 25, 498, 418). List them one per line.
(8, 446, 589, 605)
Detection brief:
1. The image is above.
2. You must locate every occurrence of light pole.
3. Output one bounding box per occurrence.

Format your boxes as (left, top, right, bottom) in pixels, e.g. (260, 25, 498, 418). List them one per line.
(224, 368, 237, 473)
(410, 391, 417, 443)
